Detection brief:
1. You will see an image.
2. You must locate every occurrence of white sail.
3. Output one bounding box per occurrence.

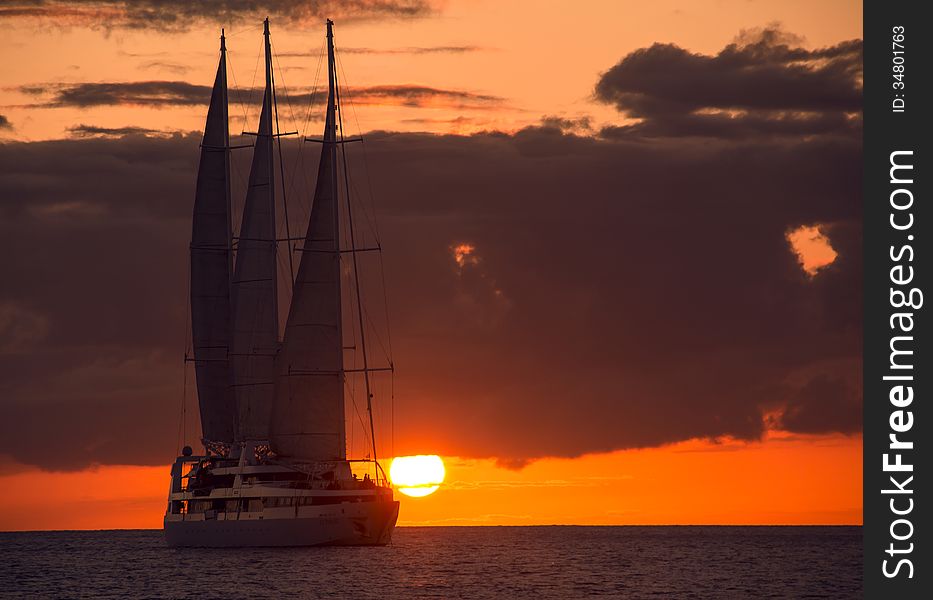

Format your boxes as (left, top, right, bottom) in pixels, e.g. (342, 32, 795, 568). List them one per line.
(230, 20, 278, 442)
(190, 33, 235, 443)
(271, 21, 346, 461)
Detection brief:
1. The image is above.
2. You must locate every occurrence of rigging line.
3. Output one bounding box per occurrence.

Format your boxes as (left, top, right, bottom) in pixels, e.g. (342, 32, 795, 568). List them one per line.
(175, 382, 184, 454)
(262, 21, 281, 338)
(227, 142, 248, 238)
(335, 116, 387, 360)
(271, 39, 311, 228)
(303, 38, 327, 134)
(288, 38, 327, 232)
(341, 302, 368, 452)
(328, 75, 391, 362)
(267, 37, 325, 243)
(358, 295, 391, 363)
(334, 48, 396, 441)
(269, 42, 304, 159)
(391, 369, 395, 460)
(229, 168, 248, 238)
(377, 242, 395, 358)
(335, 51, 383, 246)
(222, 36, 236, 340)
(344, 376, 373, 456)
(223, 25, 260, 39)
(340, 157, 361, 455)
(244, 34, 264, 132)
(176, 354, 186, 454)
(180, 365, 188, 452)
(338, 216, 391, 361)
(178, 310, 190, 454)
(345, 171, 380, 244)
(347, 296, 359, 456)
(270, 40, 301, 138)
(337, 110, 397, 468)
(301, 41, 326, 164)
(341, 169, 394, 361)
(334, 40, 379, 473)
(179, 251, 192, 454)
(294, 43, 325, 194)
(342, 182, 359, 356)
(269, 38, 295, 286)
(348, 396, 354, 458)
(336, 114, 396, 373)
(370, 317, 391, 365)
(226, 46, 250, 234)
(270, 42, 305, 205)
(275, 246, 292, 318)
(225, 46, 251, 141)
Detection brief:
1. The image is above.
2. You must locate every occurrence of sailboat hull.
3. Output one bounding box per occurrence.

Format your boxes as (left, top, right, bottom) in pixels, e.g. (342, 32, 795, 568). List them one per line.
(164, 498, 399, 547)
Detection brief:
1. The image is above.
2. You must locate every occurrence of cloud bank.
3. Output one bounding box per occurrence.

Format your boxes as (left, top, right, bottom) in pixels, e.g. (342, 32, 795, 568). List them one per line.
(0, 27, 861, 470)
(0, 0, 433, 30)
(595, 26, 862, 139)
(0, 127, 860, 470)
(21, 81, 503, 110)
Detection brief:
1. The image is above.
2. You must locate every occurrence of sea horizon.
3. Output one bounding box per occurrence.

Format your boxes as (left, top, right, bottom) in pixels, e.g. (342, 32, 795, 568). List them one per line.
(1, 523, 865, 533)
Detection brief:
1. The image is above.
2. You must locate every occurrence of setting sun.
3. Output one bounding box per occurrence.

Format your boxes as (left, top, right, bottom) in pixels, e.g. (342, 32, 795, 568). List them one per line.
(390, 455, 446, 497)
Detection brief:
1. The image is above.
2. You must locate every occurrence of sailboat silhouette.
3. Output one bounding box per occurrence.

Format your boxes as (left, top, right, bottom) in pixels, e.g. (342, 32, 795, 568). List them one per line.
(164, 18, 399, 548)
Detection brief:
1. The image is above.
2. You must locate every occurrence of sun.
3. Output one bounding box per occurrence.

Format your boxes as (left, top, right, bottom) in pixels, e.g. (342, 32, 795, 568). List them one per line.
(389, 455, 446, 497)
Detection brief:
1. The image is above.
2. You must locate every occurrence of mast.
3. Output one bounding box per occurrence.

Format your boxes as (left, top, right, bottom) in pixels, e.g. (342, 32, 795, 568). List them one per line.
(268, 19, 345, 462)
(327, 21, 346, 461)
(229, 17, 279, 444)
(263, 17, 279, 332)
(331, 19, 379, 474)
(270, 20, 391, 467)
(221, 29, 233, 293)
(269, 22, 295, 287)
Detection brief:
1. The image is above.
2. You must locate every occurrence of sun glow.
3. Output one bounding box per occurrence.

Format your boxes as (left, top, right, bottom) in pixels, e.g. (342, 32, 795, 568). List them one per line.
(390, 455, 446, 497)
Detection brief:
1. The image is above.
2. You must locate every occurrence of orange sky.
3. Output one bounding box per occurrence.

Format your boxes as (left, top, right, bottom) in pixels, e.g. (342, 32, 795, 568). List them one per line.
(0, 0, 862, 530)
(0, 433, 860, 531)
(1, 0, 862, 141)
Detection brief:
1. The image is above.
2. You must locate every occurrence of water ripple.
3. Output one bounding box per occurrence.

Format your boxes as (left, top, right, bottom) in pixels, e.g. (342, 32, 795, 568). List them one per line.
(0, 526, 861, 599)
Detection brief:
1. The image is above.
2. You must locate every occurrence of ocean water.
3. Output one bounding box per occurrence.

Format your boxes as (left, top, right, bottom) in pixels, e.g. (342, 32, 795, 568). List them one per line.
(1, 526, 860, 599)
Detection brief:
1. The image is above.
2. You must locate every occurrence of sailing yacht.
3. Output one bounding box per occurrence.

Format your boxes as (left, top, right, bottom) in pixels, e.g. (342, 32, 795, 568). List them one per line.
(163, 19, 399, 547)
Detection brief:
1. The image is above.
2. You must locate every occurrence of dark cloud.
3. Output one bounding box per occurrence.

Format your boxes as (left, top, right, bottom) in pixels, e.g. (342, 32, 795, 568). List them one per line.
(539, 115, 593, 134)
(600, 111, 861, 141)
(595, 26, 862, 139)
(401, 116, 479, 127)
(0, 0, 433, 30)
(776, 375, 862, 434)
(277, 46, 484, 57)
(21, 81, 504, 110)
(340, 45, 484, 55)
(139, 60, 191, 75)
(21, 81, 212, 108)
(0, 114, 11, 129)
(66, 124, 165, 137)
(346, 85, 502, 108)
(117, 49, 168, 58)
(0, 120, 860, 470)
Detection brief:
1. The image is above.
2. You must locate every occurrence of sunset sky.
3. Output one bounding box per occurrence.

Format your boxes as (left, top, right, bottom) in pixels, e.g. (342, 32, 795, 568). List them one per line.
(0, 0, 862, 530)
